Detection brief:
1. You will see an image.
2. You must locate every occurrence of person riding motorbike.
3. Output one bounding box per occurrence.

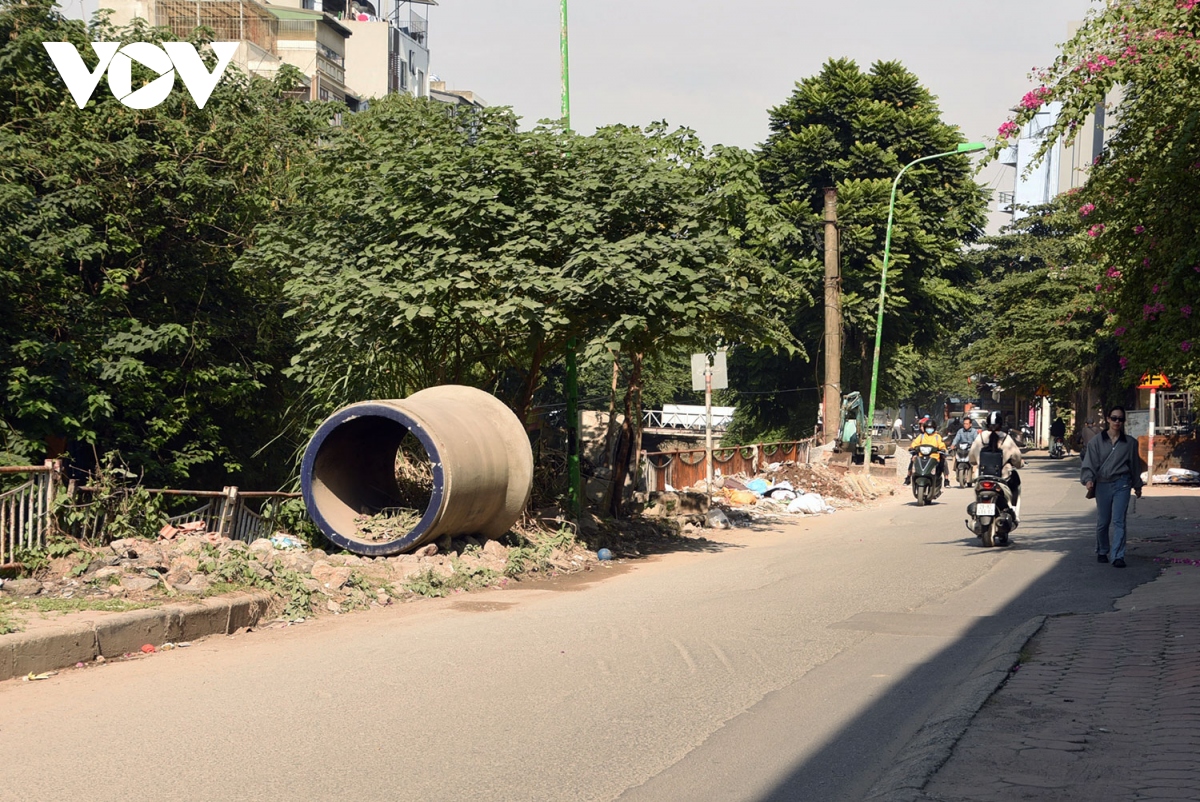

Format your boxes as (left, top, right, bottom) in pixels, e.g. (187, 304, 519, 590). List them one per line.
(950, 417, 980, 485)
(969, 411, 1024, 524)
(905, 417, 949, 488)
(1049, 415, 1068, 455)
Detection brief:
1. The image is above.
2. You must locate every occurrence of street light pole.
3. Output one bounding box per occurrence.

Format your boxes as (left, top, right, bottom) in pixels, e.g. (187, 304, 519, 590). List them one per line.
(861, 142, 986, 472)
(560, 0, 582, 519)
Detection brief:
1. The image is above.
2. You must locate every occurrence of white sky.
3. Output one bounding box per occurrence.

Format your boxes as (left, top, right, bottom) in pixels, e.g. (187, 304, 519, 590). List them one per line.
(425, 0, 1099, 232)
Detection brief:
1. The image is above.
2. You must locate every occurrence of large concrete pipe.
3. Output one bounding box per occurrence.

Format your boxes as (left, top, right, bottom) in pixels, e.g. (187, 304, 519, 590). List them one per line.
(300, 386, 533, 556)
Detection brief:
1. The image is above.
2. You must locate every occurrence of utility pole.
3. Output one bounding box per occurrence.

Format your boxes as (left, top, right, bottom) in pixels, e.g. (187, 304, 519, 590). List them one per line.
(822, 187, 842, 444)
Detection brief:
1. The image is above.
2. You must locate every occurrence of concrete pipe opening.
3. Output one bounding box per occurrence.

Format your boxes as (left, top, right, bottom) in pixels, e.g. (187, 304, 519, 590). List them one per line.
(300, 386, 534, 557)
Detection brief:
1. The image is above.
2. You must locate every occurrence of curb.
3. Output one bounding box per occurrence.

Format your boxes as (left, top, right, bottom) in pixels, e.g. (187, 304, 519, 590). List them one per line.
(0, 590, 273, 682)
(864, 614, 1049, 802)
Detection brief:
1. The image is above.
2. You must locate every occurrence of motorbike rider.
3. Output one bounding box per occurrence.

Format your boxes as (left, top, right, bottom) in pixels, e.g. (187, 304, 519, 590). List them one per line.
(950, 416, 980, 485)
(905, 417, 949, 488)
(1050, 415, 1067, 453)
(969, 411, 1024, 524)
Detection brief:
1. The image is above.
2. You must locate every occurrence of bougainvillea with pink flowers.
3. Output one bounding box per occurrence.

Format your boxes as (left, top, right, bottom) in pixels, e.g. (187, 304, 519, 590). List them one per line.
(988, 0, 1200, 387)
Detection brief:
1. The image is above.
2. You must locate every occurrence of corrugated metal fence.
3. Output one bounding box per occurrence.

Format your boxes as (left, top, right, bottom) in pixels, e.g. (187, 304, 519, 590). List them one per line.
(641, 439, 815, 492)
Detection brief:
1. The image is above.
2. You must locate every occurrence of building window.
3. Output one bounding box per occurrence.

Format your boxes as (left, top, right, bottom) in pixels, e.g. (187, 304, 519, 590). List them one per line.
(417, 70, 424, 97)
(399, 62, 408, 90)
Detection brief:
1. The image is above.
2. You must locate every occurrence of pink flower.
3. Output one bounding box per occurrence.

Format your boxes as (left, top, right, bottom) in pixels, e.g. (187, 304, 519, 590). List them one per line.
(997, 121, 1020, 139)
(1119, 356, 1129, 369)
(1079, 203, 1096, 216)
(1134, 224, 1146, 233)
(1115, 326, 1127, 336)
(1153, 284, 1160, 294)
(1182, 305, 1192, 318)
(1020, 86, 1051, 110)
(1088, 224, 1105, 237)
(1183, 341, 1193, 352)
(1106, 267, 1122, 278)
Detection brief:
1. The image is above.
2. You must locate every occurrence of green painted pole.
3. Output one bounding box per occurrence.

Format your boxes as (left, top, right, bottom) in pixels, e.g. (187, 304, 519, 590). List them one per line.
(561, 0, 581, 519)
(862, 142, 986, 472)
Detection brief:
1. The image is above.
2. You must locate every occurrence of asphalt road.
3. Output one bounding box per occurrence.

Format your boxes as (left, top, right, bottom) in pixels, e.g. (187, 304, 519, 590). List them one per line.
(0, 456, 1157, 802)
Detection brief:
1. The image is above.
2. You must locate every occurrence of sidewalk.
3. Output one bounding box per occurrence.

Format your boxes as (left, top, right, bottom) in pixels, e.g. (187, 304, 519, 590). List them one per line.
(917, 486, 1200, 801)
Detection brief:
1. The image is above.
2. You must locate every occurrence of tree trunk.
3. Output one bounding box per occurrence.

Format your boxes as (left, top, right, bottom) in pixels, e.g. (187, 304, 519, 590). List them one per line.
(513, 339, 546, 426)
(602, 355, 621, 467)
(607, 352, 643, 518)
(630, 353, 645, 496)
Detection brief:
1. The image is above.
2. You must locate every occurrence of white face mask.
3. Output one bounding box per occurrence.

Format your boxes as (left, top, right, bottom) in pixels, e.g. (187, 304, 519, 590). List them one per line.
(924, 428, 935, 434)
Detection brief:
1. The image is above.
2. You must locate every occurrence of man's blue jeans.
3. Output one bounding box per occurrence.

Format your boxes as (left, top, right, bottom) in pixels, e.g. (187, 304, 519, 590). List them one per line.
(1094, 476, 1132, 560)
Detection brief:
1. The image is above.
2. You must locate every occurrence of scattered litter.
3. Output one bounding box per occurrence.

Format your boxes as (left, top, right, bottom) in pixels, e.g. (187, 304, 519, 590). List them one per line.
(745, 478, 770, 495)
(140, 643, 156, 654)
(23, 672, 56, 681)
(270, 534, 305, 549)
(160, 642, 176, 651)
(597, 548, 614, 561)
(787, 493, 835, 515)
(1151, 468, 1200, 484)
(706, 508, 732, 529)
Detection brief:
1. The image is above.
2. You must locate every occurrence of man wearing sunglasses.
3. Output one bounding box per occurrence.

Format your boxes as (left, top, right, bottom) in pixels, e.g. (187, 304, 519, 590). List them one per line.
(1080, 405, 1145, 568)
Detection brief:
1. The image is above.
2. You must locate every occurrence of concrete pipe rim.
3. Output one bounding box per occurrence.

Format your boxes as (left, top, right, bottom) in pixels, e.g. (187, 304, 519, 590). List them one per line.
(301, 402, 445, 557)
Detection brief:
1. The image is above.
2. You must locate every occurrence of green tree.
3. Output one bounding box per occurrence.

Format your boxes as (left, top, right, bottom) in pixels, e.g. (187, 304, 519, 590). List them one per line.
(961, 198, 1109, 404)
(992, 0, 1200, 386)
(250, 98, 797, 511)
(739, 58, 988, 437)
(0, 0, 330, 485)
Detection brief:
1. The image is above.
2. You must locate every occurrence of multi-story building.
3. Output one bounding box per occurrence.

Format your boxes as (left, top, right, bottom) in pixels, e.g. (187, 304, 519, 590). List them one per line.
(995, 99, 1110, 220)
(62, 0, 436, 107)
(429, 79, 484, 109)
(318, 0, 433, 100)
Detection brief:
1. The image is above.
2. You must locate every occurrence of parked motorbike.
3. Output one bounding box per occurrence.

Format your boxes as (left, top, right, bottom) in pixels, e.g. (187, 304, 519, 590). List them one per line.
(1049, 436, 1066, 459)
(910, 444, 944, 506)
(1017, 424, 1034, 449)
(954, 442, 973, 487)
(966, 449, 1015, 547)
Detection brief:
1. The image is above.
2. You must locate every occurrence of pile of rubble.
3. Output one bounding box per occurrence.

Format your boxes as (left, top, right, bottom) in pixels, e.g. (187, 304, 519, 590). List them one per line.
(0, 529, 599, 617)
(646, 460, 894, 530)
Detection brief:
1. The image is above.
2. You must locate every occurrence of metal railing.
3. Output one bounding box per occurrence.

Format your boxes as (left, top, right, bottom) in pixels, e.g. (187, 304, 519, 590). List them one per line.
(642, 407, 736, 431)
(70, 485, 301, 544)
(0, 461, 60, 565)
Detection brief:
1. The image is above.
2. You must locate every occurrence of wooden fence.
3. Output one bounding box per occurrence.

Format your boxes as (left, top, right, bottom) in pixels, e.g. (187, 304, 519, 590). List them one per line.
(641, 440, 815, 493)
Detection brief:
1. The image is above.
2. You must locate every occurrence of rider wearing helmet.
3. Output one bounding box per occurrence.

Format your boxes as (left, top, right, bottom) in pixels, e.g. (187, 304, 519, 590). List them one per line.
(968, 411, 1024, 523)
(951, 416, 980, 485)
(905, 417, 950, 487)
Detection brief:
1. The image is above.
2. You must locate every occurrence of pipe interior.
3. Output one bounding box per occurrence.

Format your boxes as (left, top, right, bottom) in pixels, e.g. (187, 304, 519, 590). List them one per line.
(310, 415, 432, 541)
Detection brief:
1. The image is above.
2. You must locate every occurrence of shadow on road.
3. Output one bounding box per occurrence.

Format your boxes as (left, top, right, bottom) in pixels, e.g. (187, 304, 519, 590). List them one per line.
(746, 459, 1170, 802)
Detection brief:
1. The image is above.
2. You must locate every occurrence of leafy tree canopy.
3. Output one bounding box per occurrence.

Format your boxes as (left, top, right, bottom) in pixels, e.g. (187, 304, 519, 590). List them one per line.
(734, 58, 988, 438)
(0, 0, 331, 484)
(993, 0, 1200, 386)
(248, 96, 799, 435)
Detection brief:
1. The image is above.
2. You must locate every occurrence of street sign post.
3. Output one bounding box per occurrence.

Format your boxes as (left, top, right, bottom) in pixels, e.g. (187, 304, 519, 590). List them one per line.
(691, 351, 728, 497)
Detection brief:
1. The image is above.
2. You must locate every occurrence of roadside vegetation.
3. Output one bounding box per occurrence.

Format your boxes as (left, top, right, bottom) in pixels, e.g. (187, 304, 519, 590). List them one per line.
(1, 0, 1195, 561)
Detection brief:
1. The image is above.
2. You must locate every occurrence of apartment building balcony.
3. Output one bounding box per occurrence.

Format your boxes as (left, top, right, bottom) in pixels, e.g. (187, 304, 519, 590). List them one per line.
(154, 0, 278, 54)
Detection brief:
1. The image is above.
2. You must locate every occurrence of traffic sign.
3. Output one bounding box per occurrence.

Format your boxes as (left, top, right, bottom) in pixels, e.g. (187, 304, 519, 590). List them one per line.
(1137, 373, 1171, 389)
